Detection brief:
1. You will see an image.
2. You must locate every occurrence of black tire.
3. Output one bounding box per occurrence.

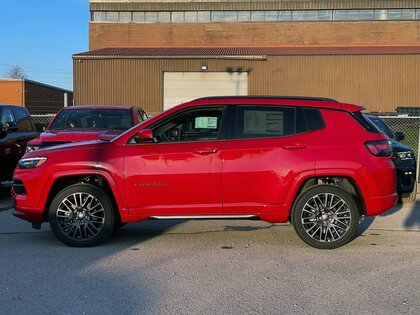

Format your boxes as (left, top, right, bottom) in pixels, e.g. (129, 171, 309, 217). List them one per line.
(49, 184, 116, 247)
(292, 185, 360, 249)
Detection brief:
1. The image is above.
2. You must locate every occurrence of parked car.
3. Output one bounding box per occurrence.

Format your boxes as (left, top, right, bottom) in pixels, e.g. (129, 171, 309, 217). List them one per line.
(12, 96, 397, 249)
(0, 105, 38, 189)
(365, 115, 417, 199)
(25, 106, 148, 152)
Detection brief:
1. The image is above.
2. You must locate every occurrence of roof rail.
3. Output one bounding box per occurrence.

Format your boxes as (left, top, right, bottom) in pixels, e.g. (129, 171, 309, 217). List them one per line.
(197, 96, 338, 102)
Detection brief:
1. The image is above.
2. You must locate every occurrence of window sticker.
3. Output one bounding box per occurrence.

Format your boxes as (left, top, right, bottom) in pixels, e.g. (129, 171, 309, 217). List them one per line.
(244, 110, 284, 134)
(195, 117, 218, 129)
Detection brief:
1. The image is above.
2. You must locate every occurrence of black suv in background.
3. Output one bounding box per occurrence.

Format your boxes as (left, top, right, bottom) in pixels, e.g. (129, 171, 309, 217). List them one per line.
(366, 115, 417, 199)
(0, 105, 38, 189)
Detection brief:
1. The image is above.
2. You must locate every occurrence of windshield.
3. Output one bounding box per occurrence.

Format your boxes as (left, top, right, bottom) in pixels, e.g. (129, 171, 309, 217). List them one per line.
(49, 109, 133, 131)
(365, 115, 395, 139)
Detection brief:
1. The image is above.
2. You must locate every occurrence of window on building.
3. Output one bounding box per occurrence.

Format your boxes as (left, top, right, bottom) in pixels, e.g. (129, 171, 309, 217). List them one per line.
(252, 11, 265, 22)
(401, 9, 415, 20)
(158, 12, 171, 22)
(145, 12, 158, 23)
(198, 11, 211, 22)
(185, 11, 198, 23)
(92, 9, 420, 24)
(292, 11, 305, 21)
(106, 12, 119, 22)
(375, 9, 388, 20)
(211, 11, 224, 22)
(265, 11, 278, 22)
(359, 9, 375, 20)
(224, 11, 237, 22)
(119, 12, 132, 23)
(133, 12, 145, 22)
(172, 11, 185, 22)
(278, 11, 292, 21)
(238, 11, 251, 22)
(93, 11, 106, 22)
(318, 10, 333, 21)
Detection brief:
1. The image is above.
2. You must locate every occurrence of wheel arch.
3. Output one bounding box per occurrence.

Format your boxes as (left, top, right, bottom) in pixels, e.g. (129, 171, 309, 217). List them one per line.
(42, 172, 124, 222)
(288, 175, 366, 223)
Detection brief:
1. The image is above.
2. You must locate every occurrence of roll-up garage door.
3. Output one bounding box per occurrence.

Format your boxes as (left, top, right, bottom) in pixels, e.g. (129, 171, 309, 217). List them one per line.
(163, 72, 248, 110)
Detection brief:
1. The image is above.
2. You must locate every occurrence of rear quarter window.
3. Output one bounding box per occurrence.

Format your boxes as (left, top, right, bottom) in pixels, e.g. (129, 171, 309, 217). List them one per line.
(304, 108, 325, 131)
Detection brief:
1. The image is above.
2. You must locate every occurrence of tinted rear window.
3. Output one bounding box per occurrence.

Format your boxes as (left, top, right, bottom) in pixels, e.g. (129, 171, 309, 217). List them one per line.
(352, 111, 382, 133)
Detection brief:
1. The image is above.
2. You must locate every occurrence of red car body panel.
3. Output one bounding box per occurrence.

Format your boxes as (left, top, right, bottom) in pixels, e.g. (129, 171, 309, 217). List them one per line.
(13, 97, 397, 226)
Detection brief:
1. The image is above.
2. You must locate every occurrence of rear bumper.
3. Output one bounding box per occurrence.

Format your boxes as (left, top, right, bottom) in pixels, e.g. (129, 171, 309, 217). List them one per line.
(364, 192, 398, 216)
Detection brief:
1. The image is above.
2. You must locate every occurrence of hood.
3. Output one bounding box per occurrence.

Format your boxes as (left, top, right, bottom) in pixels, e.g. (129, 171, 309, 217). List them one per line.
(28, 128, 123, 145)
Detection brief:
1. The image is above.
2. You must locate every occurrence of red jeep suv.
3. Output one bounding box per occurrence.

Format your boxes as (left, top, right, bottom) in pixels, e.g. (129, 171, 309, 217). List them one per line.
(12, 97, 397, 249)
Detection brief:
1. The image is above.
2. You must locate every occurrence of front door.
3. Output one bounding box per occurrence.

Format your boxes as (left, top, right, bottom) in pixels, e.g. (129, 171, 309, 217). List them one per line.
(124, 106, 226, 216)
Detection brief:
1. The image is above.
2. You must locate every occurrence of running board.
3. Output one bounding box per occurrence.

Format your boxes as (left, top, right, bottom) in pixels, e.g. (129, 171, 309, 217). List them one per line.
(150, 215, 259, 220)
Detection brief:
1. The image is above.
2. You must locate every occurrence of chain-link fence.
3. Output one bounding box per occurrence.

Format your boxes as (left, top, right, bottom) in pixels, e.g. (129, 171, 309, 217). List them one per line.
(378, 116, 420, 184)
(31, 114, 55, 132)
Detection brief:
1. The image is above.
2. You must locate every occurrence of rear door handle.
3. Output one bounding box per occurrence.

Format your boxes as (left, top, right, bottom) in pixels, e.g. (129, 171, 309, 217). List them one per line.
(193, 148, 219, 155)
(282, 144, 307, 150)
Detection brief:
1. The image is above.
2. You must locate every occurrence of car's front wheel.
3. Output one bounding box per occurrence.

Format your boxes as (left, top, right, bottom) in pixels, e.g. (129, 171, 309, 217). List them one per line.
(49, 184, 115, 247)
(292, 185, 360, 249)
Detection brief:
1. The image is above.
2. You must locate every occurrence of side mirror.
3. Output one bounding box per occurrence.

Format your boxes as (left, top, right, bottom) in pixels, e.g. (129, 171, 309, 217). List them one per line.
(395, 131, 405, 142)
(137, 129, 155, 142)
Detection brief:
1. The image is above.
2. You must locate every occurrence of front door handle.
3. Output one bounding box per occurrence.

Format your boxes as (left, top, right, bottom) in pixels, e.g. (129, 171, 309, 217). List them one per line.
(282, 144, 307, 150)
(193, 148, 219, 155)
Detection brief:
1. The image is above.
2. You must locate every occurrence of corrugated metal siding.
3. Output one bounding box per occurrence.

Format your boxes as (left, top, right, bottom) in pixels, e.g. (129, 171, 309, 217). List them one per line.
(74, 54, 420, 114)
(25, 81, 74, 114)
(90, 1, 420, 11)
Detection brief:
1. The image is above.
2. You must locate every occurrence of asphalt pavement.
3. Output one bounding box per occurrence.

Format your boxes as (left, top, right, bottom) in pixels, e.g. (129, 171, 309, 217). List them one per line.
(1, 192, 419, 314)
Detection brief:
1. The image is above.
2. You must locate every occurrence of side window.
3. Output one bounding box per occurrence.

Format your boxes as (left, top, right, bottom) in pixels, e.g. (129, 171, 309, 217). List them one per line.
(12, 108, 34, 132)
(235, 106, 296, 139)
(0, 108, 17, 131)
(304, 108, 325, 131)
(152, 108, 225, 143)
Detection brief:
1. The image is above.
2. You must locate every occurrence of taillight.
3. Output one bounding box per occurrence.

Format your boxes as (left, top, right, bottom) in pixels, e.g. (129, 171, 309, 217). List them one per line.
(365, 140, 392, 157)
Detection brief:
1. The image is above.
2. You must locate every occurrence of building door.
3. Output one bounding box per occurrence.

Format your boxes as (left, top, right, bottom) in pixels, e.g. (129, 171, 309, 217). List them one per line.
(163, 72, 248, 110)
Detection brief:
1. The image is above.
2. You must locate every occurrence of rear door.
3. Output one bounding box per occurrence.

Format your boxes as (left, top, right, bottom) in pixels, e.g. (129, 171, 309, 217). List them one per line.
(222, 105, 318, 215)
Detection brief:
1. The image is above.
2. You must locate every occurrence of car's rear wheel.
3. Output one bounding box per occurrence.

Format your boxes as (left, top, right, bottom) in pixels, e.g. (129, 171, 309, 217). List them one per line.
(292, 185, 360, 249)
(49, 184, 115, 247)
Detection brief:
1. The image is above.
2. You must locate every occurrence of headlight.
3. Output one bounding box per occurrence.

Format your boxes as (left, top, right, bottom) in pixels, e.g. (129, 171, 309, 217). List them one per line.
(396, 151, 414, 161)
(25, 145, 40, 153)
(18, 157, 48, 169)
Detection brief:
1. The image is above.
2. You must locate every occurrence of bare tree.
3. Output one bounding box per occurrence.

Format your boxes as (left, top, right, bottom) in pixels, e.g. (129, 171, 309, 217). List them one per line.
(8, 65, 26, 79)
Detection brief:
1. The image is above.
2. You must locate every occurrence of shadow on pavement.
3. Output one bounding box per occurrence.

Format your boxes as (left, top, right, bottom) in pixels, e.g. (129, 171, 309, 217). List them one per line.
(404, 199, 420, 229)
